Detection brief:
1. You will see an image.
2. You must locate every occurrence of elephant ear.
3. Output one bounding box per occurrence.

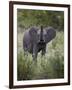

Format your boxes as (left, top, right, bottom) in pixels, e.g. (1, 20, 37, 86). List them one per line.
(45, 27, 56, 43)
(29, 27, 38, 42)
(29, 27, 38, 35)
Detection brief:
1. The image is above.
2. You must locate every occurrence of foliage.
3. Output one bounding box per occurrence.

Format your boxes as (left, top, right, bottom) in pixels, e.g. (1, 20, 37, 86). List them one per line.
(17, 9, 64, 31)
(17, 31, 64, 80)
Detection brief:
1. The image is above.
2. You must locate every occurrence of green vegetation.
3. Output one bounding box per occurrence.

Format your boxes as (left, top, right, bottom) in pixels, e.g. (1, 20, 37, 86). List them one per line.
(17, 31, 64, 80)
(17, 9, 64, 31)
(17, 9, 64, 80)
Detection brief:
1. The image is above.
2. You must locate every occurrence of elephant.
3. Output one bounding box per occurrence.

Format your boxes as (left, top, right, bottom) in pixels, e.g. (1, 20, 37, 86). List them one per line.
(23, 26, 56, 61)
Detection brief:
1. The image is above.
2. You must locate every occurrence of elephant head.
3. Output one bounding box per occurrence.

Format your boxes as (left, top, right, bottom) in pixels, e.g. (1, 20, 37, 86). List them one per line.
(45, 27, 56, 43)
(29, 27, 38, 43)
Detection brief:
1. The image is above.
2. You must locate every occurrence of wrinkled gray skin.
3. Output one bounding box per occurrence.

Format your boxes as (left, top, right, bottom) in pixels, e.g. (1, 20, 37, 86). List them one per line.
(23, 26, 56, 61)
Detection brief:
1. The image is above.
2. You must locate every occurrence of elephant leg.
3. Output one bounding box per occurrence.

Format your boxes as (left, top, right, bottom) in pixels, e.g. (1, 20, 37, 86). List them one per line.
(32, 53, 37, 61)
(41, 46, 46, 56)
(24, 51, 28, 56)
(24, 50, 28, 60)
(32, 44, 38, 61)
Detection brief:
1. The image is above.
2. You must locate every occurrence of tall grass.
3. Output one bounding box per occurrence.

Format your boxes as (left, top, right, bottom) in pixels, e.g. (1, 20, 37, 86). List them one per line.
(17, 31, 64, 80)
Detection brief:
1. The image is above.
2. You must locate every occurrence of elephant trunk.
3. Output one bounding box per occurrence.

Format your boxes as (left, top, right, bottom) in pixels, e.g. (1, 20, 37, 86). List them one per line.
(40, 26, 43, 41)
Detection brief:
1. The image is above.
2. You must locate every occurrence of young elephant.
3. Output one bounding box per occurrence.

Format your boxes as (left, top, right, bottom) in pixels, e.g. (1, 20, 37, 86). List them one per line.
(23, 26, 56, 61)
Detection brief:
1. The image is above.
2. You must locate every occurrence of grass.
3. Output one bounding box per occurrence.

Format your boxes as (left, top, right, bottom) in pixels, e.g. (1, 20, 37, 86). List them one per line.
(17, 31, 64, 81)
